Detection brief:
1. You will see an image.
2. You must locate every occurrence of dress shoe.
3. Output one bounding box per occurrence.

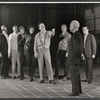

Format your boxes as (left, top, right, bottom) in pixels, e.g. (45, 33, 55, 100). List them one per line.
(17, 76, 20, 78)
(1, 76, 6, 79)
(68, 93, 79, 96)
(81, 79, 88, 82)
(30, 77, 35, 82)
(87, 81, 91, 84)
(49, 80, 56, 84)
(62, 77, 68, 81)
(5, 75, 12, 78)
(39, 80, 44, 84)
(20, 77, 24, 80)
(12, 76, 16, 79)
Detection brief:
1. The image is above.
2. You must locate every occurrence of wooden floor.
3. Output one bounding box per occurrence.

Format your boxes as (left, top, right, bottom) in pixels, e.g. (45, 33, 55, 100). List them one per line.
(0, 64, 100, 98)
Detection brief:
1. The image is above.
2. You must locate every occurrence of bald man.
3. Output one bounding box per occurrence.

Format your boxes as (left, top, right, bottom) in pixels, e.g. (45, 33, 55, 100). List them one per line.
(67, 20, 83, 96)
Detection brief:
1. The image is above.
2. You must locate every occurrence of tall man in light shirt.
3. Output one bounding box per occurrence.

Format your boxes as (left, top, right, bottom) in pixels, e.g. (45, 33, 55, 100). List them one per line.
(82, 26, 97, 84)
(34, 23, 56, 84)
(55, 24, 71, 80)
(0, 25, 11, 79)
(8, 25, 20, 79)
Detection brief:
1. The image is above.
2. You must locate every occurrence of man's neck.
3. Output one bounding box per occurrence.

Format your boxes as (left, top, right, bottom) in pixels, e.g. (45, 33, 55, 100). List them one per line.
(73, 29, 78, 33)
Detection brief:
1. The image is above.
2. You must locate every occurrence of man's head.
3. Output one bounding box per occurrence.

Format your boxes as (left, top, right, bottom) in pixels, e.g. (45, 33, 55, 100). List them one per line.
(38, 23, 46, 32)
(70, 20, 80, 33)
(19, 26, 25, 34)
(61, 24, 67, 33)
(1, 25, 7, 34)
(82, 26, 89, 35)
(12, 25, 18, 33)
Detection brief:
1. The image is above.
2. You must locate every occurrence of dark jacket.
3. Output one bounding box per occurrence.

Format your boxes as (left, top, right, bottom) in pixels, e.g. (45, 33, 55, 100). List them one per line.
(67, 30, 83, 64)
(19, 33, 35, 54)
(17, 33, 26, 52)
(0, 33, 8, 56)
(85, 34, 97, 58)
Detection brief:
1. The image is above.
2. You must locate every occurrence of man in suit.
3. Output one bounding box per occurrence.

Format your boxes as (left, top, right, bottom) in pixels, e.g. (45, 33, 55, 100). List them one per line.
(67, 20, 83, 96)
(34, 23, 56, 84)
(82, 26, 97, 84)
(0, 25, 11, 79)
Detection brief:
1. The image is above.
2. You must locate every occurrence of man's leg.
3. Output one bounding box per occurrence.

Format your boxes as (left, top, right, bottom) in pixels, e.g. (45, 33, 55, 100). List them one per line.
(87, 58, 93, 83)
(69, 64, 81, 95)
(44, 50, 53, 81)
(38, 48, 44, 81)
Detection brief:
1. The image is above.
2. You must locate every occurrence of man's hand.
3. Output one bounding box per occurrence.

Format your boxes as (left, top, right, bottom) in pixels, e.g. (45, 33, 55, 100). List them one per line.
(92, 55, 95, 59)
(81, 53, 85, 60)
(51, 28, 55, 32)
(34, 53, 38, 58)
(0, 52, 2, 58)
(65, 52, 68, 57)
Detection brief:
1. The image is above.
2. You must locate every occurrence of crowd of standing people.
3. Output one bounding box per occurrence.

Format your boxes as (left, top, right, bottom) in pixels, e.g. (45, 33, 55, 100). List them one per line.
(0, 20, 97, 96)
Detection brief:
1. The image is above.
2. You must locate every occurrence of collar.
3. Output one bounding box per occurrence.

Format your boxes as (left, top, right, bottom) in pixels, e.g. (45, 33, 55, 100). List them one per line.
(73, 29, 78, 33)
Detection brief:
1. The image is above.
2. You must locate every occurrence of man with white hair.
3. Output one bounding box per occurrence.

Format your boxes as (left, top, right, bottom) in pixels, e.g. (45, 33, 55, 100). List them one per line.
(0, 25, 11, 79)
(67, 20, 83, 96)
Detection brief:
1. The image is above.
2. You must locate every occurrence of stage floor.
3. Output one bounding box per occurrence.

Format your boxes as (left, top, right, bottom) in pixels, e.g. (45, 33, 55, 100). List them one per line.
(0, 64, 100, 98)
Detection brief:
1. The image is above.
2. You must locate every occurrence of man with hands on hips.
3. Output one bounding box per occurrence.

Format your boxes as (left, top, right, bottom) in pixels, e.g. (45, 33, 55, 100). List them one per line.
(34, 23, 56, 84)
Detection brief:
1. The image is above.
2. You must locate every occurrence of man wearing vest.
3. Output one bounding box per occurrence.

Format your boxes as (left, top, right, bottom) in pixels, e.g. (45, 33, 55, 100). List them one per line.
(34, 23, 56, 84)
(8, 25, 20, 79)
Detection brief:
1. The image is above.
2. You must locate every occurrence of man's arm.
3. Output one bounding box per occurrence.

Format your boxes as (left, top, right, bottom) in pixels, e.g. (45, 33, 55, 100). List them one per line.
(34, 34, 38, 58)
(91, 35, 97, 58)
(48, 28, 55, 38)
(0, 35, 2, 58)
(8, 34, 12, 58)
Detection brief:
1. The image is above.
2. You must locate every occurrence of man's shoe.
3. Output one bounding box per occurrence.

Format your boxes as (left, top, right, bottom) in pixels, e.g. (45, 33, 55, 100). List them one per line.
(17, 76, 20, 78)
(30, 77, 35, 82)
(49, 80, 56, 84)
(62, 77, 68, 81)
(87, 81, 91, 84)
(39, 80, 44, 84)
(68, 93, 79, 96)
(20, 77, 24, 80)
(5, 75, 12, 78)
(81, 79, 88, 82)
(12, 76, 16, 79)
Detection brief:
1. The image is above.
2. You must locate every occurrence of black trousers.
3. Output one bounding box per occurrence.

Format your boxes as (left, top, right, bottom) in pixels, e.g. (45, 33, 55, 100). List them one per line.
(55, 50, 69, 78)
(19, 52, 25, 77)
(0, 54, 10, 77)
(25, 51, 37, 78)
(83, 48, 93, 82)
(69, 64, 82, 95)
(84, 58, 93, 82)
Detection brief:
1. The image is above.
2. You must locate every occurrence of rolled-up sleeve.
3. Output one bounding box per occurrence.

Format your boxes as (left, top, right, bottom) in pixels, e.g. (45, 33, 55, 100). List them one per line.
(8, 34, 12, 54)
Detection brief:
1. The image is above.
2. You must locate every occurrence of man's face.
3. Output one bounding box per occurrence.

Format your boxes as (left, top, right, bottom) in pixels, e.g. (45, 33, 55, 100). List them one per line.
(20, 28, 25, 34)
(69, 22, 74, 32)
(61, 25, 67, 33)
(13, 27, 18, 33)
(39, 23, 45, 31)
(82, 27, 88, 35)
(3, 27, 7, 34)
(30, 27, 34, 34)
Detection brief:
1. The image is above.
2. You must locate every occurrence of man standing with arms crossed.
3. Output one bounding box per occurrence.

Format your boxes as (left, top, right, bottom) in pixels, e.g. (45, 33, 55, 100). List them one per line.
(34, 23, 56, 84)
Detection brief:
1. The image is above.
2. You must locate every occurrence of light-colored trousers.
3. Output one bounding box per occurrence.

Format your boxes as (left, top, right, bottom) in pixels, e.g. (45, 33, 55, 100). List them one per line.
(12, 49, 20, 76)
(37, 47, 54, 80)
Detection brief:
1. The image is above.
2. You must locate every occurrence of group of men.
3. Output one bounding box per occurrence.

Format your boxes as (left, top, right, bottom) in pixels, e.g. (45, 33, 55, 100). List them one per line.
(0, 20, 97, 96)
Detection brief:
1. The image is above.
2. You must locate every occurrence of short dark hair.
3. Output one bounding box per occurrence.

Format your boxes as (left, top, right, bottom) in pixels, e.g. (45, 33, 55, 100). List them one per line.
(12, 25, 18, 30)
(61, 24, 67, 28)
(19, 26, 24, 31)
(27, 25, 35, 32)
(38, 23, 44, 28)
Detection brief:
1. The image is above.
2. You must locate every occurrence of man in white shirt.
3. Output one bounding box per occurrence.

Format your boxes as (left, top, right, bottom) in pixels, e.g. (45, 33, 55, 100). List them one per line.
(8, 25, 20, 79)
